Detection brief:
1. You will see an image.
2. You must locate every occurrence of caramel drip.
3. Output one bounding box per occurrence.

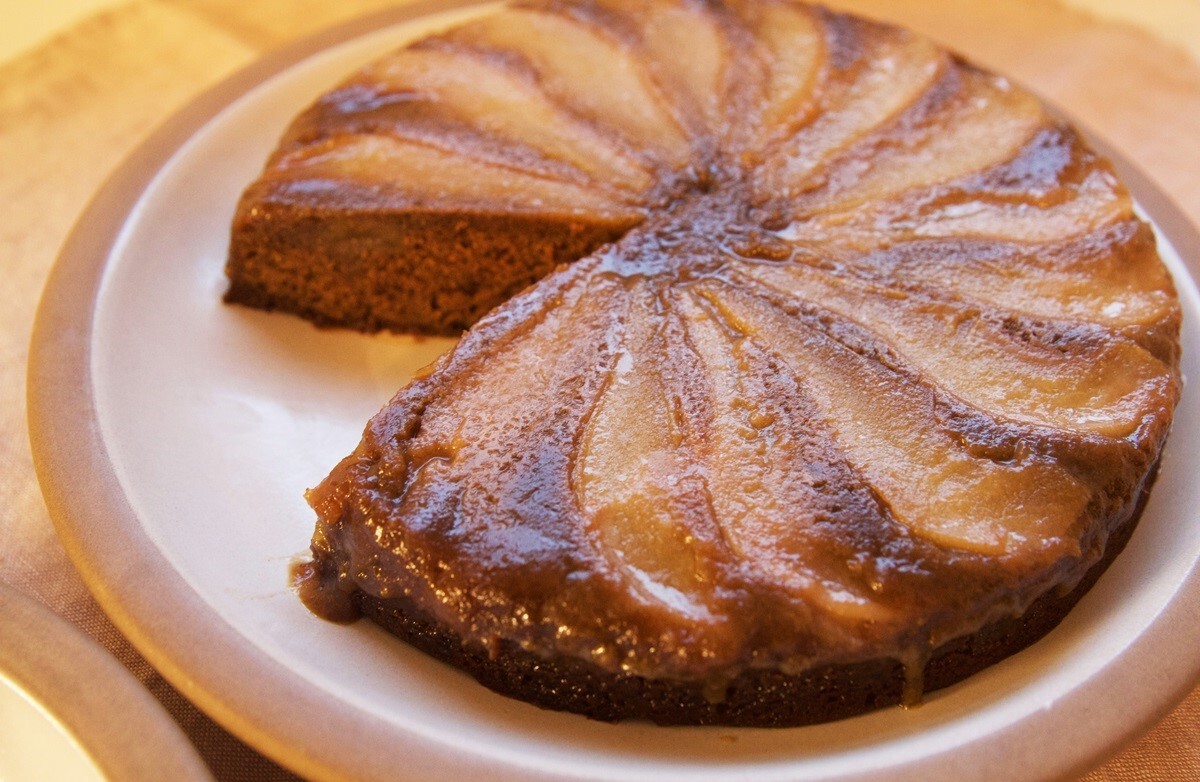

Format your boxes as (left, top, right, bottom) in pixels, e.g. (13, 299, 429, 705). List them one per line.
(896, 643, 932, 709)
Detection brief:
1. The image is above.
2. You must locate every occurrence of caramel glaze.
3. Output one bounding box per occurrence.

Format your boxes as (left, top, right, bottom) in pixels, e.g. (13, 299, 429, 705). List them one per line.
(297, 0, 1181, 704)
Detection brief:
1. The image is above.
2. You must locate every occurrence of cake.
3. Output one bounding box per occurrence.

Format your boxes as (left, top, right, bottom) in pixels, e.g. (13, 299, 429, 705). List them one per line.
(234, 0, 1182, 725)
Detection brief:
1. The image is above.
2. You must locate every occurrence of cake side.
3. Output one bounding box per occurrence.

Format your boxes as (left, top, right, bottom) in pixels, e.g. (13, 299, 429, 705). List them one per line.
(226, 193, 635, 334)
(342, 463, 1152, 726)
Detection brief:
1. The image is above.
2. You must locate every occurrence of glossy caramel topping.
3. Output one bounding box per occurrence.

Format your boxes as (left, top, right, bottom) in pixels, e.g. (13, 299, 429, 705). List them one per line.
(302, 0, 1180, 682)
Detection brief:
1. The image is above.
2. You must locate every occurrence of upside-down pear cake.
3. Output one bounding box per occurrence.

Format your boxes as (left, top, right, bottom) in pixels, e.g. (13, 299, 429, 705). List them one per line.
(228, 0, 1182, 725)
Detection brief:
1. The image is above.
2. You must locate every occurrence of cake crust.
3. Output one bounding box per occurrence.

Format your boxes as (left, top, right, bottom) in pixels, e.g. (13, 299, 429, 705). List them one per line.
(352, 468, 1149, 726)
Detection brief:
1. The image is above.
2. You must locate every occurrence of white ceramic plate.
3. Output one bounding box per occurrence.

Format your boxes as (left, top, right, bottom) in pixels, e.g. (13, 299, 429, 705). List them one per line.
(0, 583, 212, 781)
(28, 3, 1200, 781)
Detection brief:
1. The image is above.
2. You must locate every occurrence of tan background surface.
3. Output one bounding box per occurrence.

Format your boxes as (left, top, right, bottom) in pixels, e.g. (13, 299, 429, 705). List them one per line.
(1, 1, 1197, 779)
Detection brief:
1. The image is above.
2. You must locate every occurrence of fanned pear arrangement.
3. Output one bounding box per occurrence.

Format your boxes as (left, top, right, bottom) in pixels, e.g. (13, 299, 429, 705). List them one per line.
(226, 0, 1181, 725)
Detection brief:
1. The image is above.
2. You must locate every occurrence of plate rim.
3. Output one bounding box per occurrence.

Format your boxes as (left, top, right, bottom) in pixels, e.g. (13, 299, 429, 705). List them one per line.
(26, 3, 1200, 781)
(0, 582, 215, 781)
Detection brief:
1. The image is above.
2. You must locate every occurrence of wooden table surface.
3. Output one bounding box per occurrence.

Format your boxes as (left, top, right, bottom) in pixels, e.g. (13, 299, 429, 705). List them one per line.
(1, 1, 1198, 779)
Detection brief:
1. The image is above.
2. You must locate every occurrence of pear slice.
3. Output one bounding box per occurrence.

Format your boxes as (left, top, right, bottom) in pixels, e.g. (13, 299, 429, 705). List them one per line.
(835, 222, 1180, 359)
(896, 168, 1129, 243)
(737, 0, 825, 146)
(676, 291, 895, 623)
(370, 263, 626, 591)
(791, 69, 1046, 216)
(269, 133, 644, 221)
(796, 162, 1130, 246)
(741, 261, 1173, 438)
(756, 26, 946, 201)
(348, 45, 652, 195)
(698, 279, 1092, 557)
(449, 5, 692, 169)
(573, 282, 727, 621)
(593, 0, 732, 140)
